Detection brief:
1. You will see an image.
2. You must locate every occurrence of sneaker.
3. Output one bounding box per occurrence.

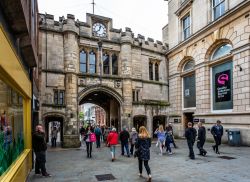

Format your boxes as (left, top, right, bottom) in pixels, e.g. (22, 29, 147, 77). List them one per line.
(147, 175, 152, 182)
(138, 173, 142, 177)
(35, 172, 41, 175)
(42, 173, 52, 177)
(168, 152, 173, 155)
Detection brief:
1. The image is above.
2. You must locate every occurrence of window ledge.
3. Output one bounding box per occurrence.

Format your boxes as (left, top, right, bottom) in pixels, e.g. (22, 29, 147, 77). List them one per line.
(175, 0, 194, 16)
(42, 103, 66, 108)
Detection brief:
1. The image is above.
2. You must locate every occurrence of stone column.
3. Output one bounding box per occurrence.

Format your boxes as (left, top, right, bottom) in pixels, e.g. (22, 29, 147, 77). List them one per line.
(120, 28, 133, 130)
(62, 14, 80, 148)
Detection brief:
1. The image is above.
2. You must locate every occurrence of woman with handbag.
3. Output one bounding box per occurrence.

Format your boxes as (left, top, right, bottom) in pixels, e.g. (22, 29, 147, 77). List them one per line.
(154, 125, 165, 156)
(107, 128, 118, 162)
(84, 126, 95, 158)
(135, 126, 152, 182)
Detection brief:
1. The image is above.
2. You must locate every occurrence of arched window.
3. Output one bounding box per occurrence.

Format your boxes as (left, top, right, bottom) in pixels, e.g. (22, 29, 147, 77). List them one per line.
(103, 52, 109, 74)
(149, 62, 153, 80)
(112, 54, 118, 75)
(183, 60, 194, 72)
(211, 43, 232, 60)
(210, 43, 233, 111)
(80, 50, 87, 73)
(89, 50, 96, 74)
(182, 60, 196, 108)
(155, 63, 159, 81)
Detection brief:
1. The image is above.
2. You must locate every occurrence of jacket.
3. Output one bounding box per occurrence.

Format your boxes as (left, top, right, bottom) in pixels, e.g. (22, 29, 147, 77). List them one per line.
(119, 130, 130, 143)
(185, 127, 197, 143)
(130, 131, 138, 144)
(211, 125, 223, 138)
(198, 126, 206, 142)
(135, 137, 151, 161)
(107, 131, 118, 145)
(32, 131, 47, 152)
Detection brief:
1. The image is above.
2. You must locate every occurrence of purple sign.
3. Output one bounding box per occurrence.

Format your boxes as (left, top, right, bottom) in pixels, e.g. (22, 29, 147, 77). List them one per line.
(215, 70, 231, 102)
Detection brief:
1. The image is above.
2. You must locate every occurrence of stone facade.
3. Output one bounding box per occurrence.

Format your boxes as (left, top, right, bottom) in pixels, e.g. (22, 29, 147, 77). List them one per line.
(39, 13, 168, 147)
(164, 0, 250, 145)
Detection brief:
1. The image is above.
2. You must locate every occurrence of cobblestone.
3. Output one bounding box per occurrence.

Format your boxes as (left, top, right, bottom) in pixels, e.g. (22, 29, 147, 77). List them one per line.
(27, 140, 250, 182)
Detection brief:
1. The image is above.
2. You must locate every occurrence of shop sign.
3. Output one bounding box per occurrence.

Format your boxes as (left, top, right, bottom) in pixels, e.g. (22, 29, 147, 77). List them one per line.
(215, 70, 231, 102)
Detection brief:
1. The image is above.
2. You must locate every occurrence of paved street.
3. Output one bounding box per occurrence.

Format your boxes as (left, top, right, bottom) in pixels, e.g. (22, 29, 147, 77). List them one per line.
(27, 140, 250, 182)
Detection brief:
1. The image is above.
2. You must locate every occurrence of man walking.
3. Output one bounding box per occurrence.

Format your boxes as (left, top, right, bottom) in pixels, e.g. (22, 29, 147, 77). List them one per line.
(185, 122, 197, 160)
(51, 126, 58, 147)
(211, 120, 223, 154)
(32, 124, 51, 177)
(197, 122, 207, 156)
(94, 125, 102, 148)
(119, 126, 130, 157)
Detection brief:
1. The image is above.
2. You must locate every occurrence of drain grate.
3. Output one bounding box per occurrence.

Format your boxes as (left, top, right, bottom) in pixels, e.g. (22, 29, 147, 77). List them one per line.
(218, 156, 236, 160)
(95, 174, 116, 181)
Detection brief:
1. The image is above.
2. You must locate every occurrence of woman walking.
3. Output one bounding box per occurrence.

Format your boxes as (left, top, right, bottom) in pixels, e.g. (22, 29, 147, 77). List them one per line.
(107, 128, 119, 162)
(84, 126, 95, 158)
(135, 126, 152, 182)
(154, 125, 165, 155)
(130, 127, 138, 155)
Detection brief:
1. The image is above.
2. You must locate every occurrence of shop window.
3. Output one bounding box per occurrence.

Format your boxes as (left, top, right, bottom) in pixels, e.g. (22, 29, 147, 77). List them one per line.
(80, 50, 87, 73)
(112, 54, 118, 75)
(212, 61, 233, 110)
(149, 62, 153, 80)
(0, 79, 24, 175)
(103, 52, 109, 74)
(89, 50, 96, 74)
(155, 63, 159, 81)
(183, 74, 196, 108)
(212, 0, 225, 20)
(54, 90, 64, 105)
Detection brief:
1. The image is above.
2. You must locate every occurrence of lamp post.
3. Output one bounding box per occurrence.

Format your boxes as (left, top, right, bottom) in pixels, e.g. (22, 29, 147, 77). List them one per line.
(98, 40, 103, 84)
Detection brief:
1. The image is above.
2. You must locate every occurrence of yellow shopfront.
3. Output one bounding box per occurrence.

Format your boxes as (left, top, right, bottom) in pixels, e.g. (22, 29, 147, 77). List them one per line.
(0, 25, 32, 182)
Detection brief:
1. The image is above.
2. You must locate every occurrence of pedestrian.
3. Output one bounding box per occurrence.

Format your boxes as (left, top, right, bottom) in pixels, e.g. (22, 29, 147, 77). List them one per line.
(165, 130, 173, 155)
(84, 126, 95, 158)
(135, 126, 152, 182)
(154, 125, 165, 156)
(130, 127, 138, 156)
(79, 125, 86, 146)
(197, 122, 207, 156)
(107, 128, 119, 162)
(51, 126, 58, 147)
(119, 126, 130, 157)
(166, 123, 177, 148)
(211, 120, 223, 154)
(185, 122, 197, 160)
(103, 126, 109, 144)
(32, 124, 51, 177)
(94, 125, 102, 148)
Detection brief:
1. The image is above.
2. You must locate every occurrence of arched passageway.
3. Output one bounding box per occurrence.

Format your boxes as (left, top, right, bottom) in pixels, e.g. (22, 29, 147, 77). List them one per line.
(44, 116, 64, 147)
(133, 115, 147, 132)
(79, 87, 122, 131)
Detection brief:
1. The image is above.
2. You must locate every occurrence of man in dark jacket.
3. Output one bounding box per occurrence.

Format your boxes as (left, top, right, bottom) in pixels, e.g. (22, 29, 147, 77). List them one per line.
(211, 120, 223, 154)
(94, 125, 102, 148)
(119, 126, 130, 157)
(32, 124, 51, 177)
(185, 122, 197, 159)
(197, 122, 207, 156)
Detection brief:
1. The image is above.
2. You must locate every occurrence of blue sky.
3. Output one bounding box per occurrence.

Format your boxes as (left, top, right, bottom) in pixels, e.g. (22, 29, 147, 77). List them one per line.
(38, 0, 168, 41)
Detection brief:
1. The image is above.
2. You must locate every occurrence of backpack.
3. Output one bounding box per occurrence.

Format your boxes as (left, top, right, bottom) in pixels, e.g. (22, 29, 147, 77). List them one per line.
(89, 133, 96, 142)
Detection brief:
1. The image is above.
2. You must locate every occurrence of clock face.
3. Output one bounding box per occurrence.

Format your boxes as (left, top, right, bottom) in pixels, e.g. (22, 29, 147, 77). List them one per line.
(92, 23, 107, 37)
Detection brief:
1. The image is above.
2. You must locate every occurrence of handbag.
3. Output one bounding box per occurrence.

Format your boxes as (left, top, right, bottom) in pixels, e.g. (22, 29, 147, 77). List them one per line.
(89, 133, 96, 142)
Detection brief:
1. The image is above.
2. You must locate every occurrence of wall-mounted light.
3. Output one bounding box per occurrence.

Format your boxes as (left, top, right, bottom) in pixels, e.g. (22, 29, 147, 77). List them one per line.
(235, 65, 243, 71)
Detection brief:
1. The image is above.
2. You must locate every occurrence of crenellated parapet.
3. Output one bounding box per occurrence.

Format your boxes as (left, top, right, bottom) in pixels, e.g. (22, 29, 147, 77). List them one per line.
(39, 13, 167, 53)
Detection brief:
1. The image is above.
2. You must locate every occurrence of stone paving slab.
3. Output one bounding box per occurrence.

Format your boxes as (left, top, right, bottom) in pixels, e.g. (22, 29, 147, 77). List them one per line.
(27, 140, 250, 182)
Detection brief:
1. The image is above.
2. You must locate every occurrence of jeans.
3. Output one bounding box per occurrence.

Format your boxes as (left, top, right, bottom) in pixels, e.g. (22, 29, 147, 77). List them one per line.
(187, 141, 195, 159)
(51, 137, 57, 147)
(130, 144, 135, 155)
(110, 145, 116, 158)
(165, 139, 172, 153)
(121, 142, 130, 156)
(197, 140, 207, 155)
(86, 142, 92, 157)
(138, 159, 151, 175)
(213, 136, 221, 153)
(96, 135, 101, 148)
(35, 151, 47, 175)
